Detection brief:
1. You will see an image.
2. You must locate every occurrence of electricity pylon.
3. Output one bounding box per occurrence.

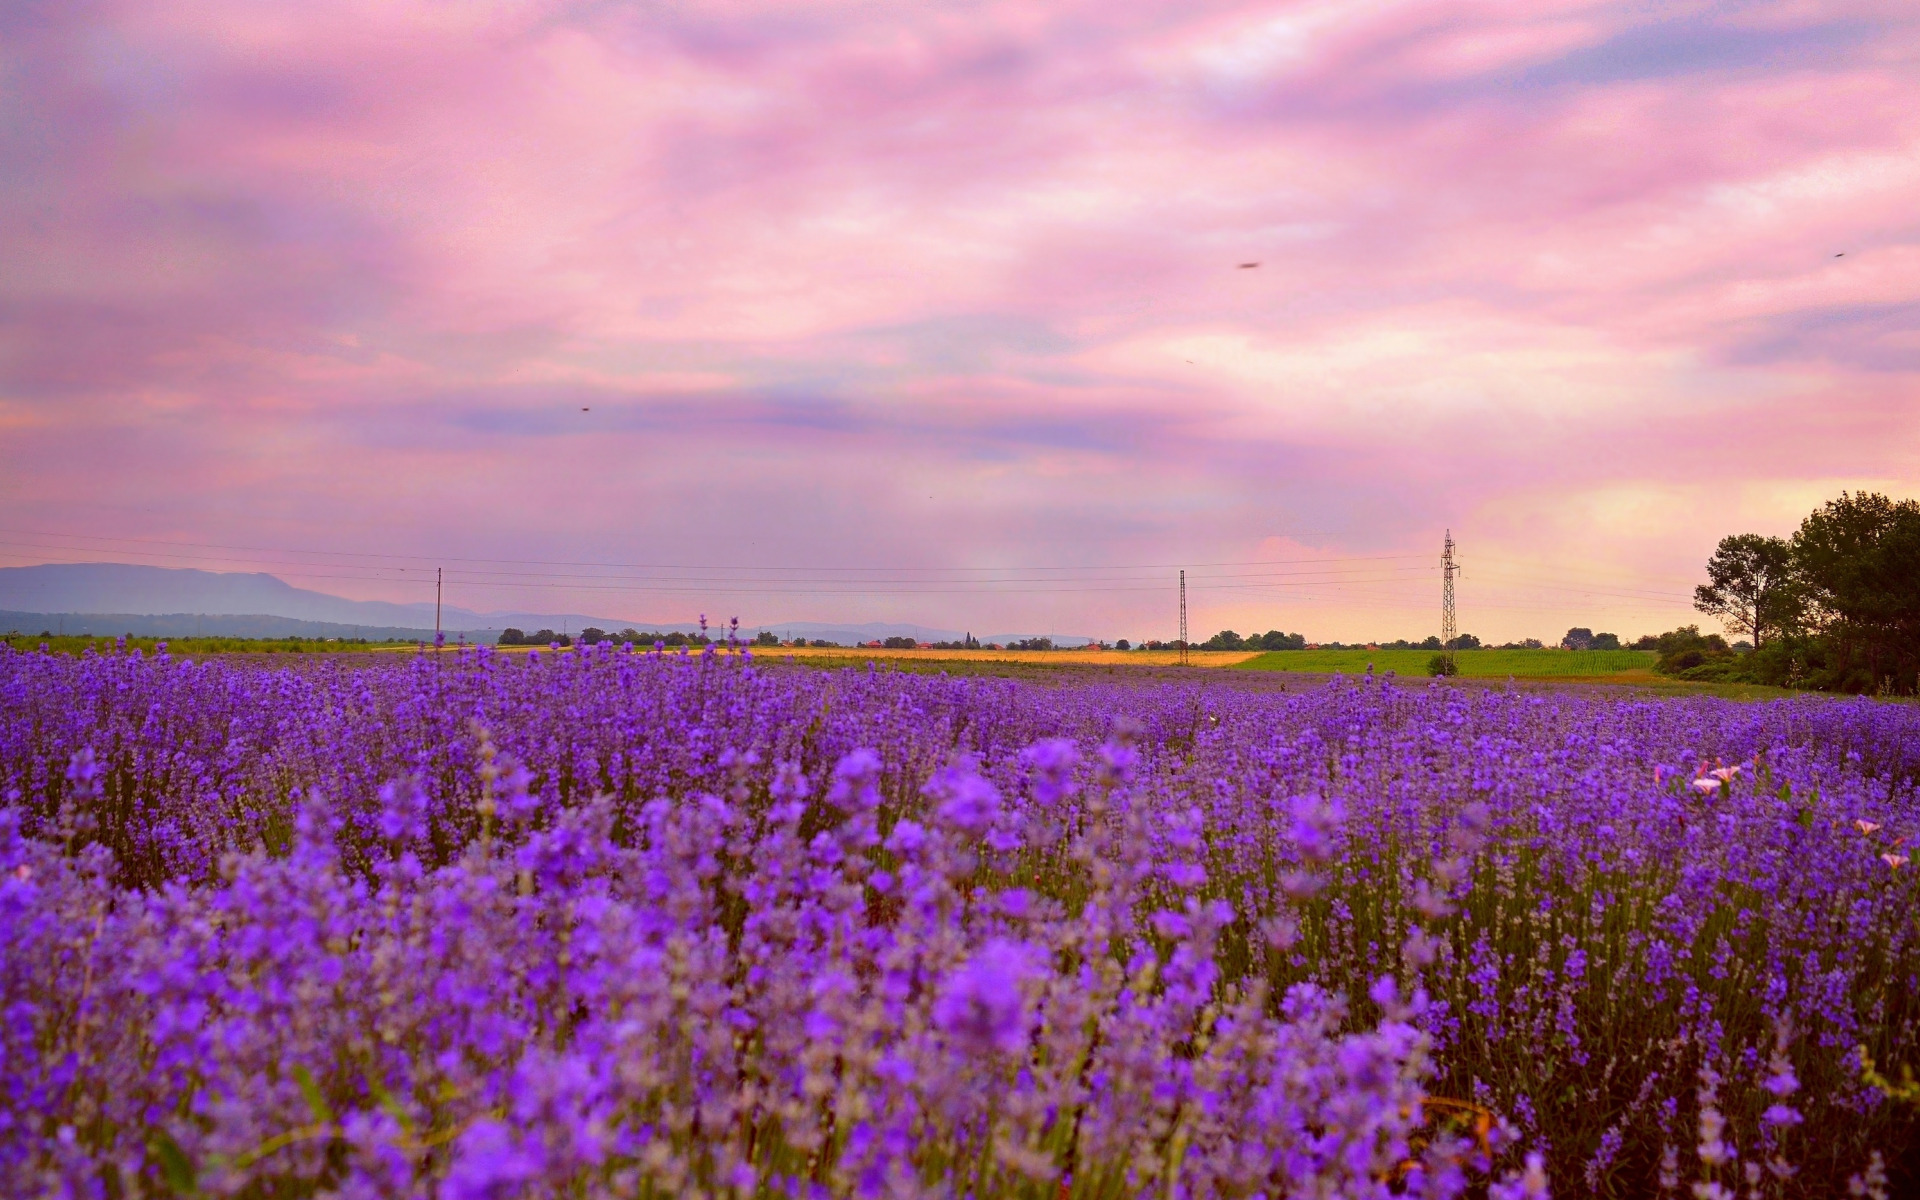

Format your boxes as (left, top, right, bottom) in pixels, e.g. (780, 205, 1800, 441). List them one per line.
(1178, 569, 1189, 667)
(1441, 531, 1457, 675)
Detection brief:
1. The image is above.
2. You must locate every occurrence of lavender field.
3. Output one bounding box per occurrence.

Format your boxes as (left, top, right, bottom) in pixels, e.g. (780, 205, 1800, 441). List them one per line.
(3, 642, 1917, 1198)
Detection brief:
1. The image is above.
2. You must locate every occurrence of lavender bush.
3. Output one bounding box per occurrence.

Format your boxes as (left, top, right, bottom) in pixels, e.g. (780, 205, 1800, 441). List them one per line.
(3, 641, 1916, 1197)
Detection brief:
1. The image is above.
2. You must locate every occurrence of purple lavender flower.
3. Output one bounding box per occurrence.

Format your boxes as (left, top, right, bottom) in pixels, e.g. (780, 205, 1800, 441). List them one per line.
(924, 760, 1000, 833)
(443, 1118, 541, 1199)
(934, 938, 1037, 1055)
(375, 777, 429, 843)
(1019, 737, 1080, 806)
(1488, 1152, 1549, 1200)
(1, 639, 1913, 1195)
(1287, 793, 1343, 864)
(64, 746, 102, 798)
(828, 748, 884, 813)
(884, 819, 926, 856)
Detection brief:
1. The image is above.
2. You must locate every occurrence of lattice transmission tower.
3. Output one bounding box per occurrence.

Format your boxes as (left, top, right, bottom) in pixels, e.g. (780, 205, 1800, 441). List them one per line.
(1440, 530, 1458, 675)
(1178, 569, 1189, 667)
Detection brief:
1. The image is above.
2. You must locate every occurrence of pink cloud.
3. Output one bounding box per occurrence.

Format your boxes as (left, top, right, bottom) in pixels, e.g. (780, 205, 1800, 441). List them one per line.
(1, 0, 1916, 641)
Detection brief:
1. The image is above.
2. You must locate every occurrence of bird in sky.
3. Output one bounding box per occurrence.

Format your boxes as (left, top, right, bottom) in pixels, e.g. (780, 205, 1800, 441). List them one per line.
(1835, 253, 1844, 257)
(582, 406, 590, 411)
(1238, 262, 1260, 269)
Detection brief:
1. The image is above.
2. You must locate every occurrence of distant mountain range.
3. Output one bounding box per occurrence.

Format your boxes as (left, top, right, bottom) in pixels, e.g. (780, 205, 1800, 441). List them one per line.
(0, 610, 444, 641)
(0, 563, 1094, 646)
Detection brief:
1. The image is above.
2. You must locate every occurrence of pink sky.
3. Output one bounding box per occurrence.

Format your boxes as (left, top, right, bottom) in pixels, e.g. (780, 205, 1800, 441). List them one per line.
(3, 0, 1917, 642)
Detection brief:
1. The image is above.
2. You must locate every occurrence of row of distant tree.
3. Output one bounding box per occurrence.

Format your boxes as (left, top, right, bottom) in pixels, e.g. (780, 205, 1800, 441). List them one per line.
(496, 628, 992, 650)
(1112, 631, 1307, 652)
(1670, 491, 1920, 693)
(491, 606, 1827, 675)
(496, 627, 787, 648)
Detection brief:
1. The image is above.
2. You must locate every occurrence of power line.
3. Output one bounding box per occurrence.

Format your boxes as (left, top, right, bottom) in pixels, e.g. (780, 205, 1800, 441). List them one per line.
(0, 528, 1702, 616)
(0, 539, 1437, 594)
(0, 550, 1441, 597)
(0, 528, 1424, 574)
(0, 528, 1708, 595)
(1456, 567, 1692, 603)
(0, 553, 1694, 608)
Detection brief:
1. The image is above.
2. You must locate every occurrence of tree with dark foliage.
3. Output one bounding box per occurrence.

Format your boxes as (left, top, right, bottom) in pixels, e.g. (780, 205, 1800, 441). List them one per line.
(1651, 625, 1734, 678)
(1791, 492, 1920, 692)
(1677, 492, 1920, 693)
(1693, 534, 1799, 650)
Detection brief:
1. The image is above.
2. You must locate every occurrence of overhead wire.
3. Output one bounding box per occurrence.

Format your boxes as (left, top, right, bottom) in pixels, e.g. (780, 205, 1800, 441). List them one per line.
(0, 529, 1425, 574)
(0, 528, 1699, 614)
(0, 534, 1437, 595)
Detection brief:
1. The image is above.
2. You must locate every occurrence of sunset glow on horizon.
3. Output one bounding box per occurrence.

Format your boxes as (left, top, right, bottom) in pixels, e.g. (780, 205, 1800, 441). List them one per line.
(3, 0, 1917, 642)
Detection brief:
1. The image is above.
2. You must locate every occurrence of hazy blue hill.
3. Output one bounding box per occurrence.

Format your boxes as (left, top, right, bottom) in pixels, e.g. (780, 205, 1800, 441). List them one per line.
(0, 564, 439, 625)
(0, 564, 645, 635)
(0, 564, 1096, 647)
(0, 610, 435, 641)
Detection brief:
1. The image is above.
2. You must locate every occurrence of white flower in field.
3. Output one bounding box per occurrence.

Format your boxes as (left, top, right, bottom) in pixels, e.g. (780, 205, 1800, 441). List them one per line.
(1854, 819, 1881, 835)
(1882, 853, 1908, 870)
(1689, 761, 1741, 795)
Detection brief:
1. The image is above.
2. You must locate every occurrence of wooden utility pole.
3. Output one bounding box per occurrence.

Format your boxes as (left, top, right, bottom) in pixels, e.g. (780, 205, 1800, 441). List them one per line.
(435, 568, 443, 645)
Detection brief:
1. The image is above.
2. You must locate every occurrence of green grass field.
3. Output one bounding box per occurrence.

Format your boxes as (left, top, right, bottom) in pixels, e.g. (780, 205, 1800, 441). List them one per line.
(1235, 647, 1657, 678)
